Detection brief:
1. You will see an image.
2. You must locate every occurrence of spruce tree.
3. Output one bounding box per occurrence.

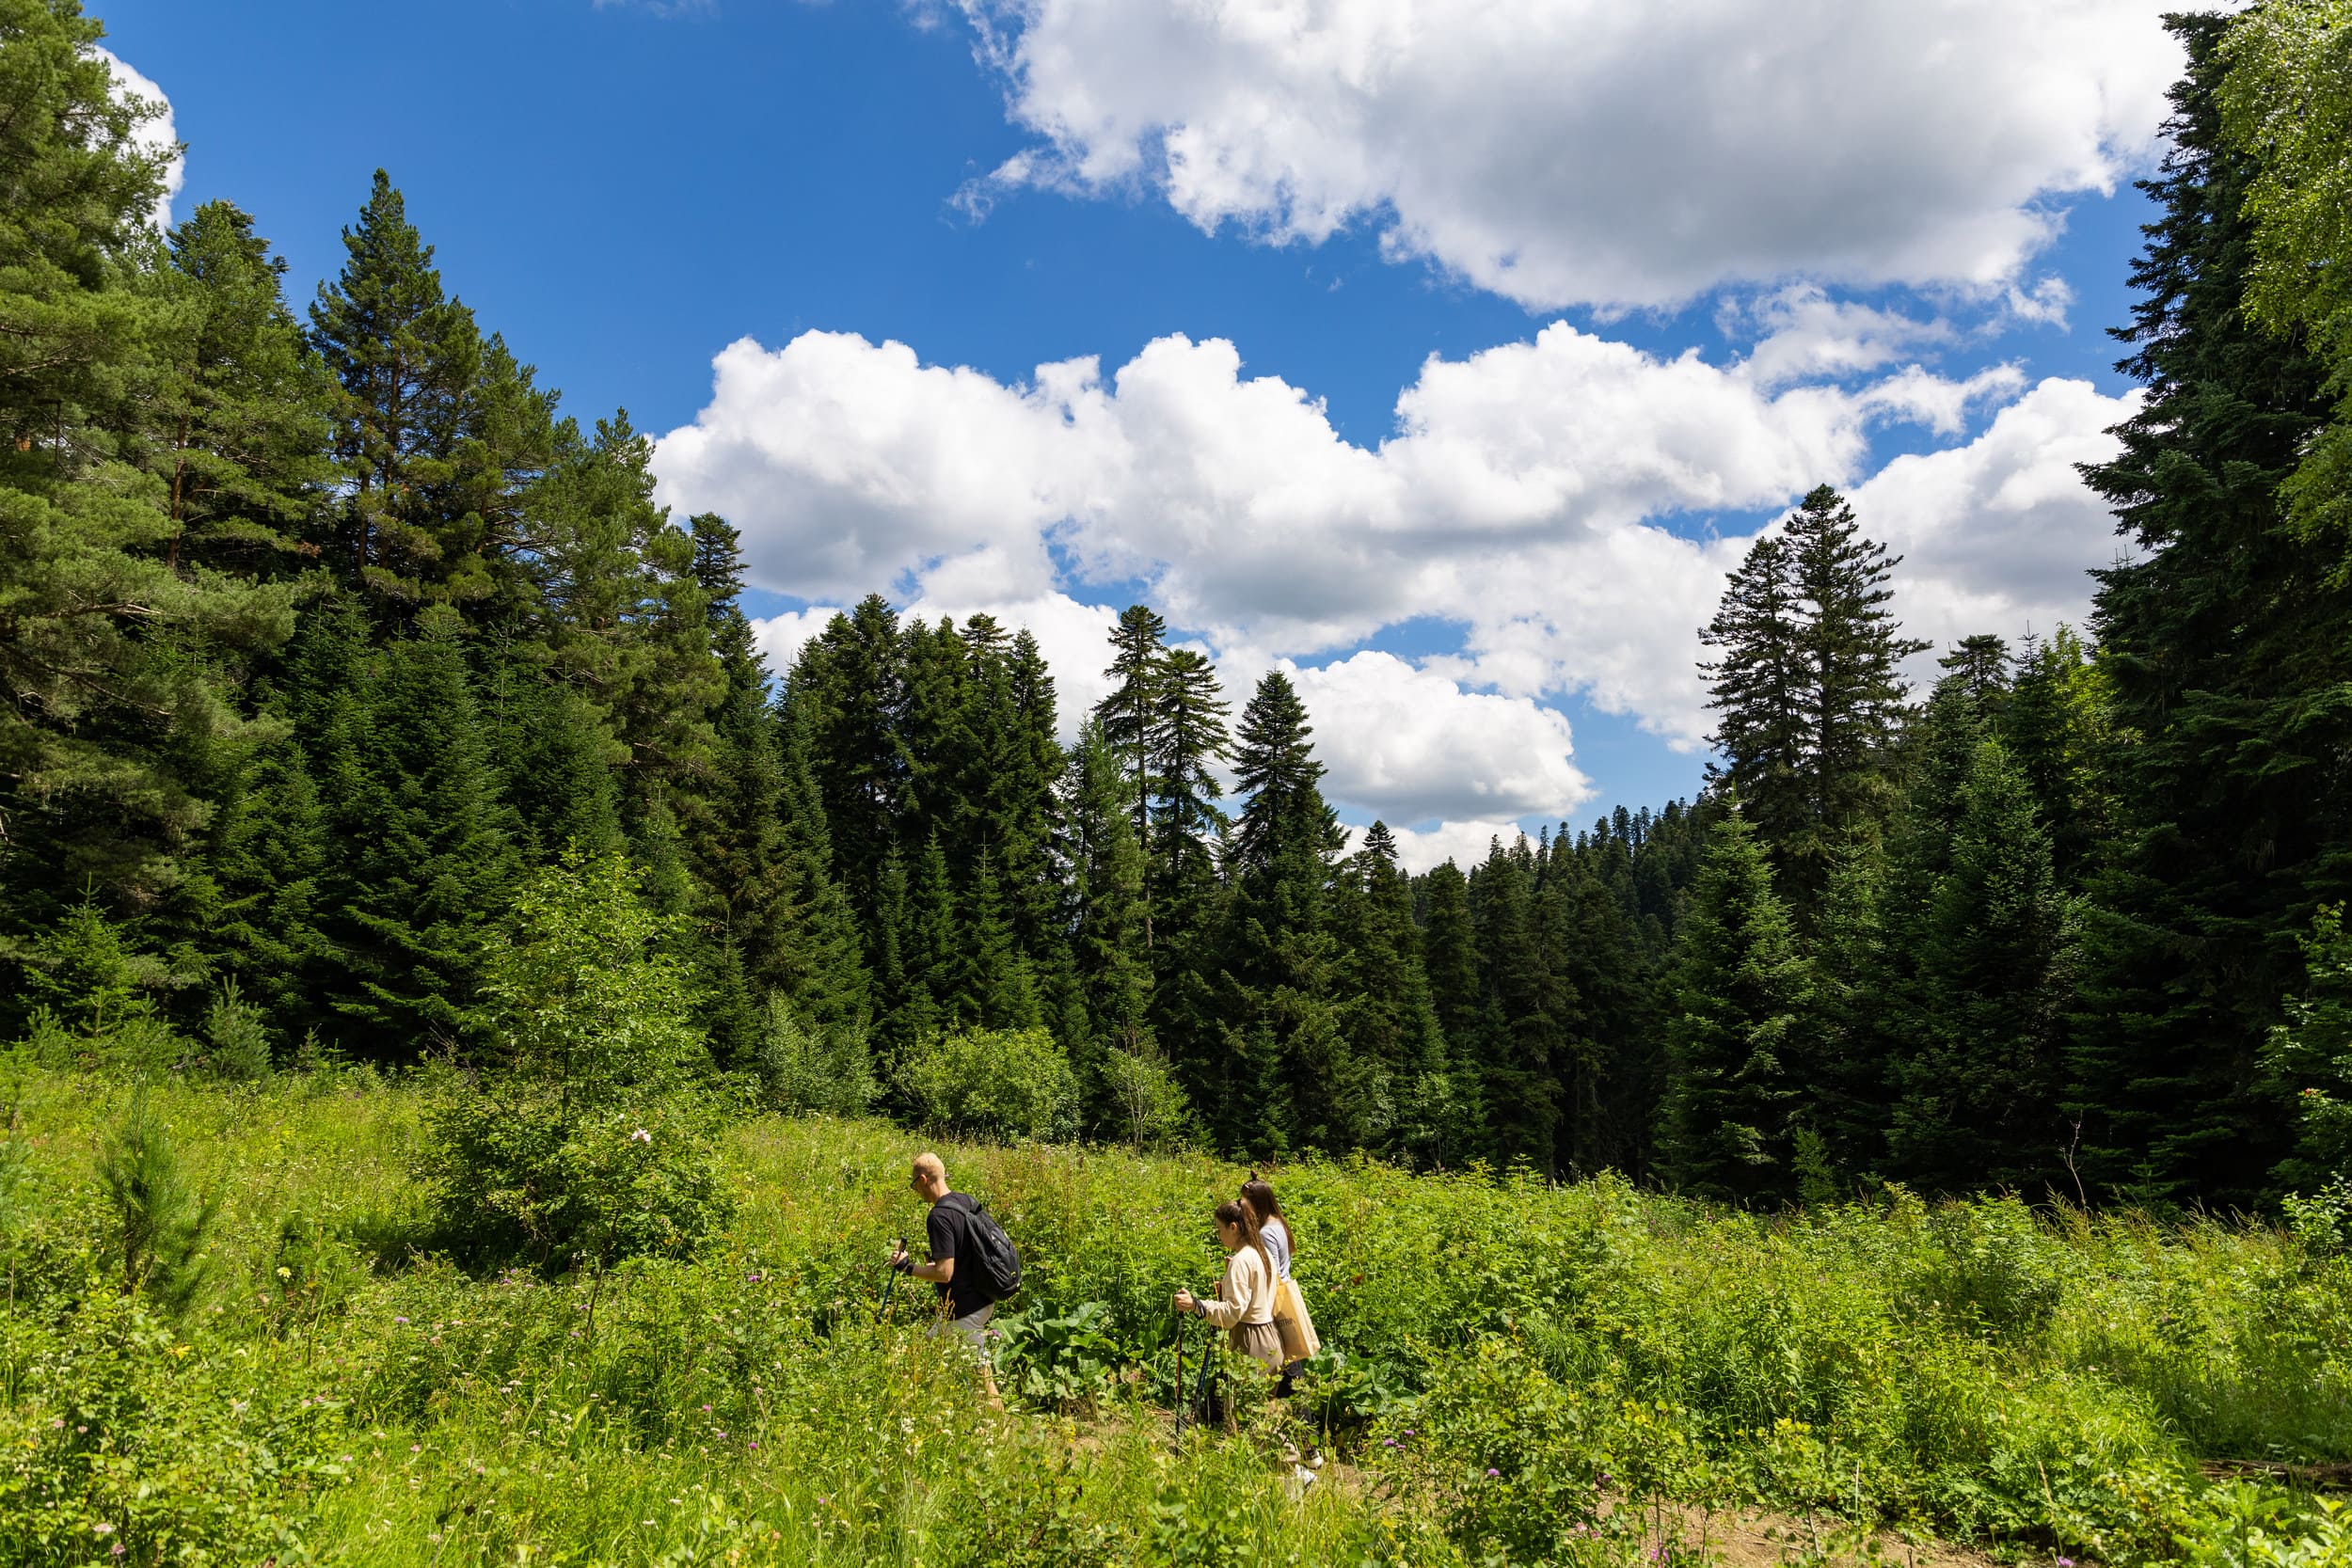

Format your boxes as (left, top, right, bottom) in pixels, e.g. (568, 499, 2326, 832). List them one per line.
(1701, 533, 1807, 873)
(1889, 738, 2077, 1196)
(1660, 808, 1811, 1205)
(2073, 13, 2349, 1206)
(1330, 821, 1451, 1161)
(321, 609, 515, 1057)
(1786, 485, 1924, 911)
(1212, 673, 1345, 1154)
(1096, 604, 1168, 849)
(1471, 838, 1567, 1173)
(1062, 721, 1155, 1118)
(791, 594, 908, 926)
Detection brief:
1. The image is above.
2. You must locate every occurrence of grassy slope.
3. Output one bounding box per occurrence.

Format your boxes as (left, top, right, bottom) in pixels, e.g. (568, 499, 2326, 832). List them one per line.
(3, 1069, 2347, 1566)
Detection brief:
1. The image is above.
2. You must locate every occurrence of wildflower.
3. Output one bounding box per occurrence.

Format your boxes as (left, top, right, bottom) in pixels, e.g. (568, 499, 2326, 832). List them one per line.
(394, 1316, 409, 1324)
(92, 1523, 114, 1535)
(702, 1404, 713, 1413)
(632, 1128, 653, 1144)
(1383, 1438, 1398, 1448)
(411, 1444, 422, 1453)
(2058, 1560, 2075, 1566)
(749, 1441, 759, 1449)
(1486, 1468, 1501, 1478)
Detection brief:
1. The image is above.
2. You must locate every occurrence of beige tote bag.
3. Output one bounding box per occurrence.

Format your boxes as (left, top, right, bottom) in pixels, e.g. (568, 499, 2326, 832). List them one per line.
(1274, 1275, 1320, 1363)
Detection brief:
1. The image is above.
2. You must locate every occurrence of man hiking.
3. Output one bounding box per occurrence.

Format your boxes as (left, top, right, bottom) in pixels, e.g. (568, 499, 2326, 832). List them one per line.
(889, 1152, 1006, 1408)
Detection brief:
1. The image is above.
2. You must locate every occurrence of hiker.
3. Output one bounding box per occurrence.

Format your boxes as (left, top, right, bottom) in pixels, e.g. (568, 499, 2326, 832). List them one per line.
(1172, 1199, 1283, 1375)
(1240, 1177, 1319, 1387)
(890, 1152, 1004, 1407)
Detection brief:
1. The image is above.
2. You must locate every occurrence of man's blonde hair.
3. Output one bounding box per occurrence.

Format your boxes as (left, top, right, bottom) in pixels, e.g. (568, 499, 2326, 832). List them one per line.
(912, 1151, 946, 1184)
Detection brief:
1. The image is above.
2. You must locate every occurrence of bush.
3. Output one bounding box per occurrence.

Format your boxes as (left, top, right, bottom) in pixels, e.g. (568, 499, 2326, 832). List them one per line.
(1102, 1043, 1192, 1150)
(417, 850, 732, 1270)
(757, 995, 875, 1117)
(900, 1026, 1080, 1142)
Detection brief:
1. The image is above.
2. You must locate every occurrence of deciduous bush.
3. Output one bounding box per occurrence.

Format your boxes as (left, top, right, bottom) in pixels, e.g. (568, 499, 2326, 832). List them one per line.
(418, 850, 731, 1270)
(899, 1026, 1079, 1143)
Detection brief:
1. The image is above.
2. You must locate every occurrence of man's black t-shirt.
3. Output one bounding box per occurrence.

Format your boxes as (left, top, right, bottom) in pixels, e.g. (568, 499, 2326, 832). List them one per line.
(927, 1193, 989, 1319)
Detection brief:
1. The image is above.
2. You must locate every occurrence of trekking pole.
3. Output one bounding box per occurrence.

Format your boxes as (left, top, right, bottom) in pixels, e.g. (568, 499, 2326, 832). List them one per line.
(1170, 1307, 1188, 1452)
(875, 1236, 906, 1323)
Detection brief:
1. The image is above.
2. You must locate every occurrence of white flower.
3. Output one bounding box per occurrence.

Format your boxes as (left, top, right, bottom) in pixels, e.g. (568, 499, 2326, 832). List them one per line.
(630, 1128, 652, 1144)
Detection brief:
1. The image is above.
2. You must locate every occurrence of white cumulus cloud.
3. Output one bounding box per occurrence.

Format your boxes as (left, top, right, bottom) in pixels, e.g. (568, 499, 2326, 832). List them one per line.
(93, 48, 181, 232)
(658, 322, 2128, 830)
(956, 0, 2179, 310)
(1853, 376, 2140, 659)
(1290, 653, 1593, 825)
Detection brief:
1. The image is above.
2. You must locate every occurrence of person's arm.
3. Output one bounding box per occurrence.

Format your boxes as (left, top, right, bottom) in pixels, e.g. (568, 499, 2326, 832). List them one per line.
(1194, 1253, 1249, 1328)
(893, 1207, 959, 1283)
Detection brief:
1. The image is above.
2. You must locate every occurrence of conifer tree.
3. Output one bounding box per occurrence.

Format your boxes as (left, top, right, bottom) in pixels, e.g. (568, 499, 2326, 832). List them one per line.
(1660, 808, 1811, 1205)
(792, 594, 908, 925)
(0, 6, 294, 916)
(1096, 604, 1168, 849)
(1063, 721, 1154, 1115)
(1149, 647, 1232, 911)
(1211, 673, 1345, 1153)
(1701, 533, 1806, 871)
(1330, 821, 1451, 1160)
(1421, 857, 1486, 1151)
(1786, 485, 1924, 911)
(1889, 738, 2077, 1195)
(1471, 839, 1566, 1172)
(145, 200, 335, 578)
(321, 609, 515, 1057)
(309, 171, 487, 604)
(2003, 627, 2108, 889)
(2073, 13, 2349, 1205)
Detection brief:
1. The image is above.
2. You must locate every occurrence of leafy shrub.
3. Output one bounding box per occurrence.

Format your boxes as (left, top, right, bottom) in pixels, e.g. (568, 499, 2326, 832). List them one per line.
(1102, 1044, 1192, 1150)
(0, 1279, 350, 1566)
(899, 1026, 1079, 1142)
(757, 995, 875, 1116)
(2284, 1178, 2352, 1259)
(993, 1298, 1124, 1411)
(418, 850, 732, 1270)
(95, 1095, 215, 1318)
(1903, 1196, 2065, 1338)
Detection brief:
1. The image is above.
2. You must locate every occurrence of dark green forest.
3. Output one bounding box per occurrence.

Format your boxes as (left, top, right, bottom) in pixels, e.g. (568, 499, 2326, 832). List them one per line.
(6, 0, 2350, 1212)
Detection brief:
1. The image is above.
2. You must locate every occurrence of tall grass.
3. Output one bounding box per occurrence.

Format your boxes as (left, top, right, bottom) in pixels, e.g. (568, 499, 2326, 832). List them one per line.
(2, 1069, 2345, 1565)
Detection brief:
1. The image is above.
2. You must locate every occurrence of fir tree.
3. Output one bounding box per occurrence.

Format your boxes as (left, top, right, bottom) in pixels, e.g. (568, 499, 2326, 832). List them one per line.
(2073, 13, 2349, 1206)
(321, 609, 515, 1057)
(1096, 604, 1168, 851)
(1701, 533, 1807, 875)
(1890, 739, 2078, 1196)
(146, 199, 335, 578)
(1062, 721, 1154, 1118)
(1660, 808, 1811, 1205)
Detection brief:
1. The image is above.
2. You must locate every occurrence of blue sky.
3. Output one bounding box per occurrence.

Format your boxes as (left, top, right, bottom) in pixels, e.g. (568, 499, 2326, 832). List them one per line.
(97, 0, 2180, 867)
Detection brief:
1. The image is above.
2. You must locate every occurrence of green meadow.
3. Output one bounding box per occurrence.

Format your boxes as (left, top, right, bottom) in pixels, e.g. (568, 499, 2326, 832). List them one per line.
(4, 1067, 2348, 1567)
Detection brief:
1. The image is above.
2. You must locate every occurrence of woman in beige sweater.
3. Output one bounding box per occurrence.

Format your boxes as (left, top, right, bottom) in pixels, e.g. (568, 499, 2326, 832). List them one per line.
(1172, 1200, 1283, 1373)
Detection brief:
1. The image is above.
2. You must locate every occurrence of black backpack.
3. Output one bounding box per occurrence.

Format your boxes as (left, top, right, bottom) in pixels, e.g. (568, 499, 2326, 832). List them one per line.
(944, 1194, 1022, 1304)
